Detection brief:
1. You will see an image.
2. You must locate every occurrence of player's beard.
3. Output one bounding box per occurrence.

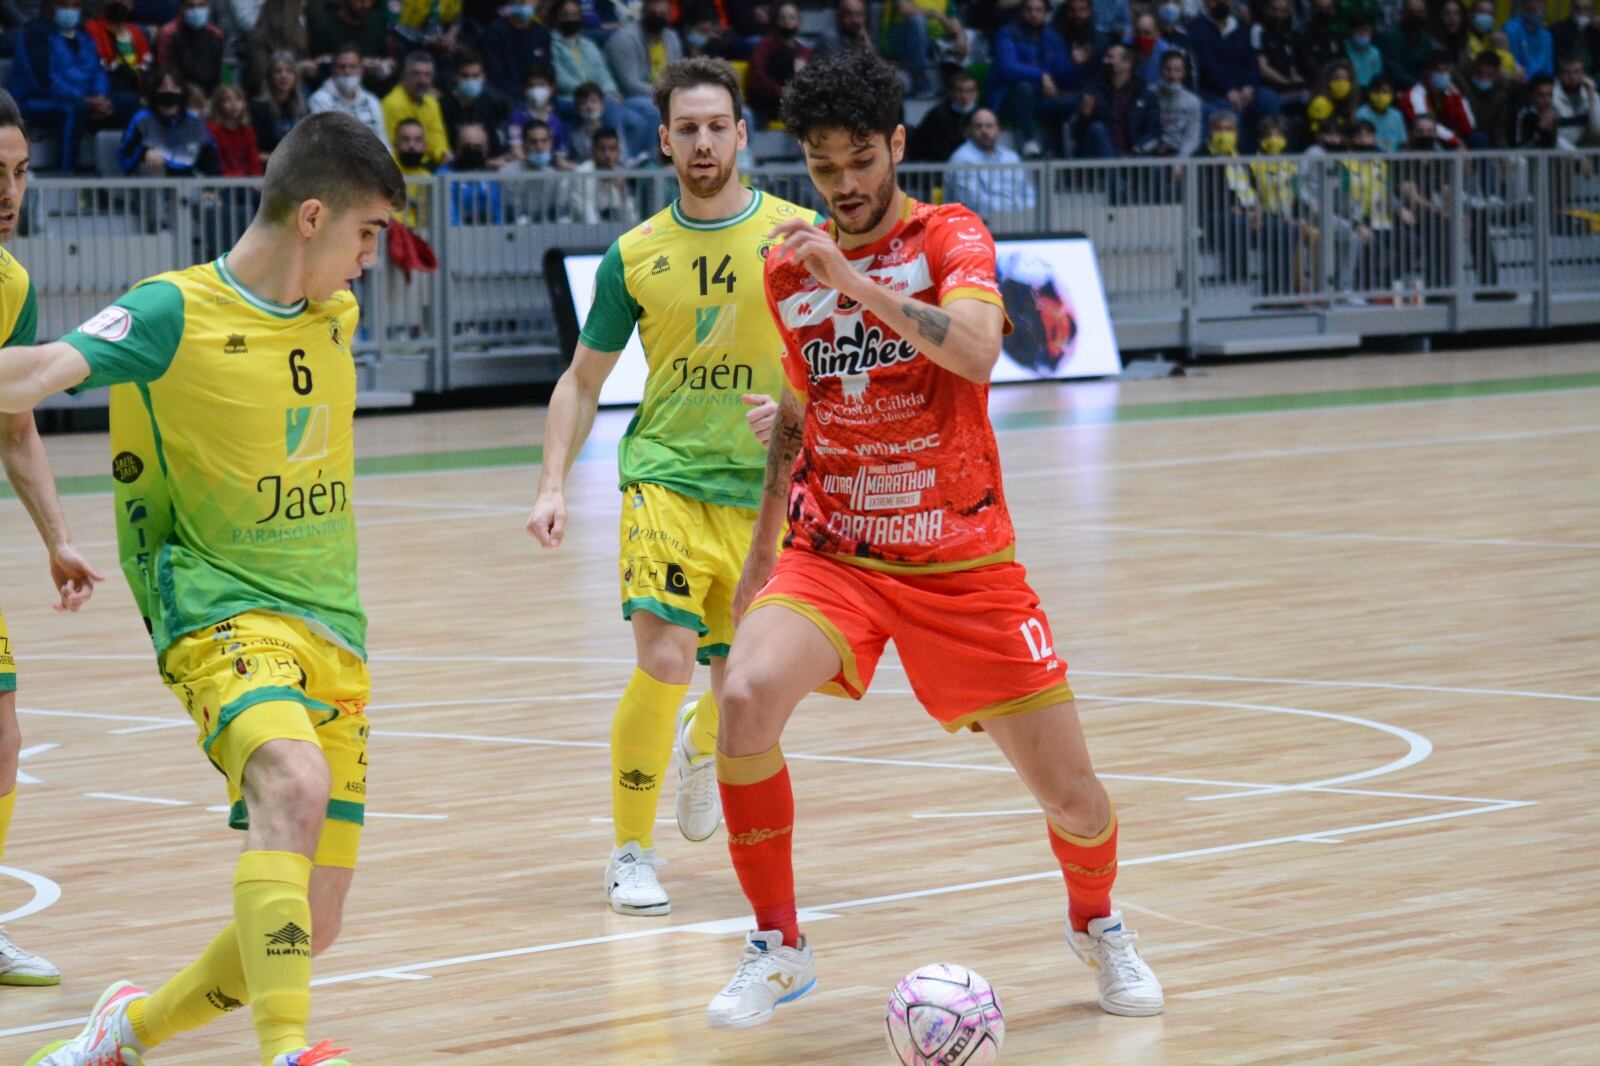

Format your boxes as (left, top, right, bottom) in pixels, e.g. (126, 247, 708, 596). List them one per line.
(831, 162, 897, 236)
(677, 150, 736, 200)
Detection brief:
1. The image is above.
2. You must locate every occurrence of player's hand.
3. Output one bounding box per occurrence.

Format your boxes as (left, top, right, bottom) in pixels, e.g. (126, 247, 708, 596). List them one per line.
(525, 490, 567, 548)
(732, 549, 777, 625)
(742, 393, 778, 445)
(49, 543, 105, 613)
(770, 218, 862, 299)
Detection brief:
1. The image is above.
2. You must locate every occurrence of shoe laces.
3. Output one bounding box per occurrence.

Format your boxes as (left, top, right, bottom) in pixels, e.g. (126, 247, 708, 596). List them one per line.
(614, 851, 665, 889)
(1096, 927, 1147, 985)
(722, 942, 771, 997)
(292, 1041, 351, 1066)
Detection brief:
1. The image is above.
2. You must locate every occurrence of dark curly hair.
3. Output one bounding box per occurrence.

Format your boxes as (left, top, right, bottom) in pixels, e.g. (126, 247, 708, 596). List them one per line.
(779, 49, 904, 146)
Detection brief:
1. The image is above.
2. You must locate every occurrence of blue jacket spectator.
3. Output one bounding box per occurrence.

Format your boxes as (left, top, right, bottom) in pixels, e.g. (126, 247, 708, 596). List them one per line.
(118, 76, 217, 175)
(1142, 2, 1194, 87)
(478, 4, 550, 100)
(1072, 42, 1160, 157)
(1503, 0, 1555, 79)
(10, 3, 118, 171)
(1091, 0, 1131, 38)
(1187, 5, 1256, 99)
(992, 0, 1080, 155)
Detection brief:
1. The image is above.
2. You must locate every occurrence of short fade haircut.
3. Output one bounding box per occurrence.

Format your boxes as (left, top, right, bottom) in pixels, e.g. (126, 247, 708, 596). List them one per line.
(652, 56, 745, 125)
(780, 48, 903, 146)
(593, 126, 621, 144)
(260, 112, 406, 225)
(0, 88, 25, 140)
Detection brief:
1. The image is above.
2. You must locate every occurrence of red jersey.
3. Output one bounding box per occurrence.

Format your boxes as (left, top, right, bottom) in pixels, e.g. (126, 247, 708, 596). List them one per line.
(764, 198, 1014, 570)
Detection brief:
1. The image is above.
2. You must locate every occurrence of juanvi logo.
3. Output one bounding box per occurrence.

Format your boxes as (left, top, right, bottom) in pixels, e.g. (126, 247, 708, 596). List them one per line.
(285, 405, 330, 462)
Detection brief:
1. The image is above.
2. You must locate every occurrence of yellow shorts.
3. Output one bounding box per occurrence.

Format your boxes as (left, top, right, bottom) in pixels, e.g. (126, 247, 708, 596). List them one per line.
(161, 611, 371, 868)
(619, 482, 758, 664)
(0, 606, 14, 692)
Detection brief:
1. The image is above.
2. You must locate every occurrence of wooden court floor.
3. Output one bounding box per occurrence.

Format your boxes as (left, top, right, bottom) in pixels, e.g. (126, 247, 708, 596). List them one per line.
(0, 344, 1596, 1064)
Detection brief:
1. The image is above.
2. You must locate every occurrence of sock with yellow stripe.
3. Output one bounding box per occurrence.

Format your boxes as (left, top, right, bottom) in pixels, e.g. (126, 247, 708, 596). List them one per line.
(611, 668, 689, 849)
(1048, 811, 1118, 932)
(0, 786, 14, 862)
(233, 850, 314, 1064)
(717, 743, 799, 947)
(129, 925, 251, 1048)
(685, 689, 720, 759)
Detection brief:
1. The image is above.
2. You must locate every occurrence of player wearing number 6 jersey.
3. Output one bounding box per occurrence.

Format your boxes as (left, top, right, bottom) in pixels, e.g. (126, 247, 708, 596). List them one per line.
(2, 113, 405, 1066)
(525, 59, 814, 918)
(703, 51, 1165, 1031)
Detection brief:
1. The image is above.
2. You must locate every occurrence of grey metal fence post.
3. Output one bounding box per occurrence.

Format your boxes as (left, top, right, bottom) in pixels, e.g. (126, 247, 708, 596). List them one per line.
(1449, 150, 1465, 327)
(1181, 158, 1197, 350)
(431, 171, 450, 393)
(1533, 152, 1552, 330)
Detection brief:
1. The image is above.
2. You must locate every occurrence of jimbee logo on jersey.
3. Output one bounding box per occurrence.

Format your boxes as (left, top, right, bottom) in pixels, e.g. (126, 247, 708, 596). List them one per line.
(800, 319, 918, 385)
(285, 405, 330, 462)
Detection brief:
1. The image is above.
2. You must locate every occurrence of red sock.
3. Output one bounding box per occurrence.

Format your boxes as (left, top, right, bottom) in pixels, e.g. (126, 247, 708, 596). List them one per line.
(717, 744, 800, 947)
(1048, 811, 1118, 932)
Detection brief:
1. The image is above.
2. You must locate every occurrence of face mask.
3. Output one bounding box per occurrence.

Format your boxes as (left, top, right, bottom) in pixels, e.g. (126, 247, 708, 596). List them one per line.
(579, 106, 603, 123)
(1209, 130, 1237, 154)
(1351, 33, 1371, 47)
(456, 147, 487, 170)
(527, 85, 552, 107)
(527, 150, 552, 167)
(952, 100, 977, 115)
(1368, 90, 1392, 110)
(687, 30, 710, 49)
(105, 2, 130, 21)
(558, 19, 583, 34)
(1576, 15, 1591, 28)
(776, 24, 797, 38)
(334, 74, 361, 95)
(1329, 78, 1352, 99)
(1473, 12, 1494, 31)
(1135, 32, 1156, 57)
(398, 149, 426, 167)
(1430, 71, 1454, 91)
(643, 12, 668, 32)
(54, 7, 80, 29)
(1471, 75, 1497, 91)
(1159, 2, 1181, 23)
(1260, 134, 1286, 154)
(154, 90, 183, 109)
(1160, 78, 1182, 93)
(511, 3, 535, 19)
(185, 6, 210, 28)
(457, 77, 484, 99)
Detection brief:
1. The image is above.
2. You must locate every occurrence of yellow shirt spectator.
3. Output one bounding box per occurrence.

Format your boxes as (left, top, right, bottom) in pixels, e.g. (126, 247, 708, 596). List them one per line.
(382, 85, 450, 166)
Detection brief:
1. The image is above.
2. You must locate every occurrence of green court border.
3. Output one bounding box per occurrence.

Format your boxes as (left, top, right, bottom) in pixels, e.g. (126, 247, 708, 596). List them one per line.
(8, 371, 1598, 501)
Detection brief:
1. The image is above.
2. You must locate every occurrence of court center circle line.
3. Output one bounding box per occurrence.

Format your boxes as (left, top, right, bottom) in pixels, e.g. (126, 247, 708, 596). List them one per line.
(0, 865, 62, 924)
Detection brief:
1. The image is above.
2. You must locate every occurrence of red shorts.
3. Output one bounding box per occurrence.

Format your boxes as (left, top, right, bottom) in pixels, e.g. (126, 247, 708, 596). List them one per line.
(749, 549, 1074, 731)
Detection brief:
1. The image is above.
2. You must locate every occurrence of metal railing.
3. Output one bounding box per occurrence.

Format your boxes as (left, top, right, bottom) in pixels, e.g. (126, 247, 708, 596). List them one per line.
(17, 149, 1599, 405)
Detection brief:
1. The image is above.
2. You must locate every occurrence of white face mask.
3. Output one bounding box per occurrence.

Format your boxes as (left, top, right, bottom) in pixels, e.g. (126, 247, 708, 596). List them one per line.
(333, 74, 361, 95)
(527, 85, 552, 107)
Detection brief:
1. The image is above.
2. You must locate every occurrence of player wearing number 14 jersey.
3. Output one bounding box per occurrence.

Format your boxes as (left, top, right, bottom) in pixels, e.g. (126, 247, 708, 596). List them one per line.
(704, 52, 1165, 1030)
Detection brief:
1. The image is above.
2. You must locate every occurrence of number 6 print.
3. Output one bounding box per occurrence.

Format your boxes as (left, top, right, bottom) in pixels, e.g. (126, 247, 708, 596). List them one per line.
(1019, 617, 1054, 662)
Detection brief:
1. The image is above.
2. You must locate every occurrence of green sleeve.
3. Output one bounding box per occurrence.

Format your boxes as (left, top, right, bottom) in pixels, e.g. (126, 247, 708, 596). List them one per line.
(4, 280, 37, 347)
(577, 241, 642, 353)
(63, 281, 185, 392)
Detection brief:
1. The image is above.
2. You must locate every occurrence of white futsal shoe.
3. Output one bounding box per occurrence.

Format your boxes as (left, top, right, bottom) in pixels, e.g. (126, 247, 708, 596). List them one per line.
(705, 930, 817, 1030)
(674, 708, 722, 841)
(0, 926, 60, 985)
(604, 840, 670, 916)
(25, 980, 148, 1066)
(1066, 910, 1165, 1016)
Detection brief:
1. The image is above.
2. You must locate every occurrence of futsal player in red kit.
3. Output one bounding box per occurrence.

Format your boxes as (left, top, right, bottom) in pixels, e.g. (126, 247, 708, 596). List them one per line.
(703, 50, 1164, 1030)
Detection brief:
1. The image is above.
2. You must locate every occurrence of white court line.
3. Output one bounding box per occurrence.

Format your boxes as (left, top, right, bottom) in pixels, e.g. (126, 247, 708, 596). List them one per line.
(1050, 523, 1600, 552)
(16, 706, 174, 724)
(0, 864, 62, 925)
(110, 721, 193, 735)
(15, 742, 57, 786)
(86, 792, 190, 807)
(1070, 669, 1600, 706)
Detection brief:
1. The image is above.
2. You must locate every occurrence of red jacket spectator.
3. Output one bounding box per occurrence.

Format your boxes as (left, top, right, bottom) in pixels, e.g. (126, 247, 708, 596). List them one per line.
(748, 7, 811, 117)
(207, 120, 263, 175)
(1400, 79, 1475, 146)
(84, 10, 153, 94)
(155, 7, 227, 93)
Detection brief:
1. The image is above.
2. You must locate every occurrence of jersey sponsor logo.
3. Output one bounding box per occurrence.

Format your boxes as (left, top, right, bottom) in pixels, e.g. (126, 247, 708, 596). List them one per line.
(618, 768, 657, 791)
(826, 508, 945, 545)
(327, 317, 345, 352)
(252, 469, 350, 526)
(693, 303, 738, 347)
(265, 922, 311, 957)
(628, 556, 692, 597)
(800, 319, 919, 385)
(111, 451, 145, 483)
(285, 405, 331, 463)
(224, 333, 248, 354)
(79, 305, 132, 341)
(672, 353, 753, 393)
(822, 462, 937, 511)
(650, 255, 671, 275)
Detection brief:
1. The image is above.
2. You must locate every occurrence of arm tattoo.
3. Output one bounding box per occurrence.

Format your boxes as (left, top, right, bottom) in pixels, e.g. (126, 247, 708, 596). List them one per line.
(763, 391, 806, 501)
(902, 302, 951, 345)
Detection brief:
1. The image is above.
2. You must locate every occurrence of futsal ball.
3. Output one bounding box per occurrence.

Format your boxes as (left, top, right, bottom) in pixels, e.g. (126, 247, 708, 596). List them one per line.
(884, 963, 1005, 1065)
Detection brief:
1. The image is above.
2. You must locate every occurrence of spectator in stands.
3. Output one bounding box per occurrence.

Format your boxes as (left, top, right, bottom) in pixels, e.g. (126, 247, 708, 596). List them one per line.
(1129, 9, 1159, 66)
(1466, 0, 1519, 81)
(383, 50, 450, 165)
(84, 0, 152, 103)
(1308, 58, 1362, 133)
(131, 0, 179, 27)
(1552, 0, 1599, 75)
(1253, 0, 1308, 105)
(1459, 49, 1513, 146)
(679, 2, 739, 60)
(1396, 113, 1453, 288)
(1355, 72, 1406, 150)
(1401, 50, 1475, 147)
(206, 82, 262, 174)
(246, 0, 315, 95)
(879, 1, 964, 98)
(1190, 0, 1279, 149)
(1143, 1, 1193, 87)
(908, 66, 977, 162)
(441, 120, 503, 224)
(1071, 40, 1158, 157)
(1197, 110, 1253, 281)
(1555, 52, 1600, 144)
(748, 2, 808, 119)
(393, 114, 433, 174)
(604, 0, 680, 150)
(946, 106, 1037, 215)
(307, 0, 393, 84)
(441, 50, 510, 161)
(479, 0, 548, 101)
(1092, 0, 1131, 39)
(118, 66, 217, 173)
(1296, 0, 1347, 87)
(1504, 0, 1554, 80)
(1248, 113, 1300, 295)
(566, 79, 607, 161)
(156, 0, 226, 94)
(567, 125, 639, 223)
(1377, 0, 1432, 89)
(393, 0, 462, 66)
(9, 0, 120, 170)
(506, 63, 565, 163)
(812, 0, 872, 62)
(993, 0, 1079, 158)
(1513, 72, 1559, 144)
(250, 49, 307, 155)
(1432, 1, 1471, 65)
(1152, 48, 1202, 154)
(1345, 15, 1384, 89)
(1054, 0, 1107, 75)
(308, 43, 388, 147)
(1343, 119, 1398, 292)
(570, 0, 623, 36)
(503, 119, 569, 221)
(551, 0, 617, 100)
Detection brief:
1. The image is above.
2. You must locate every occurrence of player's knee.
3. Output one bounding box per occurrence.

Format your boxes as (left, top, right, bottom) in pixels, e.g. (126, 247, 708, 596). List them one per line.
(636, 641, 696, 686)
(715, 673, 779, 755)
(248, 743, 331, 837)
(1041, 773, 1109, 831)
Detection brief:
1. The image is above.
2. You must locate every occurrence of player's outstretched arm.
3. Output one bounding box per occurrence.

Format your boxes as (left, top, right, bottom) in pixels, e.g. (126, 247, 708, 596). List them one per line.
(732, 388, 804, 623)
(0, 341, 92, 414)
(525, 341, 622, 548)
(0, 412, 106, 612)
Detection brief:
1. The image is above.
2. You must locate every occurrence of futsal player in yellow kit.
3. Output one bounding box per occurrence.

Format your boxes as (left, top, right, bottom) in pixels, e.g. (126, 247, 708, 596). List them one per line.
(2, 113, 405, 1066)
(526, 58, 812, 915)
(0, 88, 104, 990)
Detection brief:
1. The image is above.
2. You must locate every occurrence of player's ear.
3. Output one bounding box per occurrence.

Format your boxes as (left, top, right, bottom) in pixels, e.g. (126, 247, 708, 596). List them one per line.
(736, 117, 748, 151)
(658, 122, 670, 159)
(890, 124, 906, 166)
(296, 197, 325, 239)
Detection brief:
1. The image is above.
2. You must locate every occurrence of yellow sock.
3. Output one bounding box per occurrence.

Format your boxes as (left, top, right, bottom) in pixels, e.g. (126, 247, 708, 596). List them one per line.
(0, 786, 14, 862)
(611, 668, 688, 849)
(233, 850, 313, 1065)
(128, 924, 250, 1048)
(686, 690, 719, 759)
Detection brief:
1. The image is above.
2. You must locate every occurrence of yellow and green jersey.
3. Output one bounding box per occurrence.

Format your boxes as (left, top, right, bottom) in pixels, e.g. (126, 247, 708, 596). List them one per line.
(579, 189, 814, 510)
(0, 246, 38, 349)
(63, 256, 366, 660)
